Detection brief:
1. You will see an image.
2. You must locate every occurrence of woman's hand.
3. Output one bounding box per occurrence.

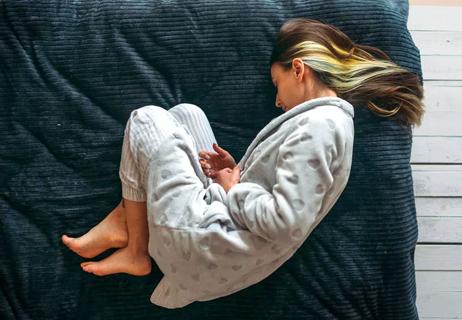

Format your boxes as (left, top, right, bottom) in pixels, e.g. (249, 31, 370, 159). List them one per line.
(199, 143, 236, 179)
(214, 166, 240, 193)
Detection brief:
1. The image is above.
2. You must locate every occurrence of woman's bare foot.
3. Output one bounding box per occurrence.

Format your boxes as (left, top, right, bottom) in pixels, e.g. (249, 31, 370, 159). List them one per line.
(62, 200, 128, 258)
(80, 247, 152, 276)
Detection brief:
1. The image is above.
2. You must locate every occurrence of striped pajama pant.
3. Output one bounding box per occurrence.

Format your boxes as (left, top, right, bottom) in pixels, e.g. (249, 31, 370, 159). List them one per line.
(119, 103, 217, 202)
(118, 103, 240, 307)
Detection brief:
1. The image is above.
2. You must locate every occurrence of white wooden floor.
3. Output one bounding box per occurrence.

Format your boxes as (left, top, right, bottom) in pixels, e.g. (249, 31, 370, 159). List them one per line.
(409, 3, 462, 319)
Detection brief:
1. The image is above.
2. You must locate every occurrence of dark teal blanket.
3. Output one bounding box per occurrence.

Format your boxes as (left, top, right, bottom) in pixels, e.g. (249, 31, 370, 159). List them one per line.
(0, 1, 420, 319)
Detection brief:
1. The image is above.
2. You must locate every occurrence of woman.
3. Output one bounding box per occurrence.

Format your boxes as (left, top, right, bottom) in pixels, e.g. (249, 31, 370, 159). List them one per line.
(61, 18, 423, 308)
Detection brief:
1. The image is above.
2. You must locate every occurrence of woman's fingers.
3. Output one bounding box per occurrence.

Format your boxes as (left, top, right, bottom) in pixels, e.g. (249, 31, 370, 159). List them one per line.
(204, 168, 217, 179)
(199, 146, 234, 174)
(209, 170, 217, 179)
(202, 164, 217, 178)
(198, 151, 211, 160)
(199, 159, 211, 169)
(213, 143, 229, 159)
(212, 143, 220, 153)
(199, 150, 224, 170)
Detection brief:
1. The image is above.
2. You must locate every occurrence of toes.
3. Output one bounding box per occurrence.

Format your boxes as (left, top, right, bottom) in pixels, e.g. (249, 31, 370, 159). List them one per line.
(81, 262, 96, 274)
(61, 235, 74, 246)
(81, 261, 106, 275)
(81, 262, 106, 276)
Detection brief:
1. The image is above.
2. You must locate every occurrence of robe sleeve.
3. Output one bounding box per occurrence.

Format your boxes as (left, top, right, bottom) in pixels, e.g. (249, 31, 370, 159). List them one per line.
(227, 115, 341, 245)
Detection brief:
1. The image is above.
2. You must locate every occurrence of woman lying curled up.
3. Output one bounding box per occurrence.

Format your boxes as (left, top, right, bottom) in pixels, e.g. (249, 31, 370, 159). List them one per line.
(62, 18, 424, 308)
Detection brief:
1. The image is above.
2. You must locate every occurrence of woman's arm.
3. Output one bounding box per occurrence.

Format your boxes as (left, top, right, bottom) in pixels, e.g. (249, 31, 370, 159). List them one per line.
(227, 114, 352, 244)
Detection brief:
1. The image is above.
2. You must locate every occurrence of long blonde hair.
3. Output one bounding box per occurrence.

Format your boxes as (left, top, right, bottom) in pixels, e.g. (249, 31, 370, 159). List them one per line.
(270, 18, 424, 126)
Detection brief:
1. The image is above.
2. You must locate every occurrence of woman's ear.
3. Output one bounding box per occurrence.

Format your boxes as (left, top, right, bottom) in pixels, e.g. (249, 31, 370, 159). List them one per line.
(292, 58, 305, 81)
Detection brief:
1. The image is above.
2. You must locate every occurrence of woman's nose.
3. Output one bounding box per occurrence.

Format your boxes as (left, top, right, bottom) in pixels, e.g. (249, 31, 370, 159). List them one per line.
(275, 95, 282, 108)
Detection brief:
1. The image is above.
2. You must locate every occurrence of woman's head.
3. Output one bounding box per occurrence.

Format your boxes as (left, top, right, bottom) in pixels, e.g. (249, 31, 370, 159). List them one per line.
(270, 57, 337, 112)
(270, 18, 424, 126)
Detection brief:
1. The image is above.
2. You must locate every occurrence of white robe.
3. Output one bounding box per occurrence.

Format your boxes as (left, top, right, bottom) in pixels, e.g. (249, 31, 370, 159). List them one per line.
(140, 97, 354, 308)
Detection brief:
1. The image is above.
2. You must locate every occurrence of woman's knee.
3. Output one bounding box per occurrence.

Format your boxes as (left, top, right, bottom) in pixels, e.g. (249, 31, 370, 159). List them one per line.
(126, 105, 180, 144)
(169, 103, 208, 122)
(130, 105, 167, 122)
(129, 105, 180, 128)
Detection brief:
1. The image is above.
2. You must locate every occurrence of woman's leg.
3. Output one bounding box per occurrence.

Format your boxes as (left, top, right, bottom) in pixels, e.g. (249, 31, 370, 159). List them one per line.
(63, 104, 216, 276)
(168, 103, 217, 154)
(61, 106, 150, 259)
(81, 199, 151, 276)
(78, 105, 185, 276)
(61, 200, 128, 259)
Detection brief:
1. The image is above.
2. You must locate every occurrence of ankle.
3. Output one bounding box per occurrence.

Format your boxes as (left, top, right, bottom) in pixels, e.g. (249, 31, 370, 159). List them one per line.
(126, 242, 149, 256)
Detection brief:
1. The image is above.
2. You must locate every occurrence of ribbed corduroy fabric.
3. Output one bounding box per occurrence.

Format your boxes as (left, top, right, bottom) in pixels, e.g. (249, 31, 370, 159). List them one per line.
(0, 1, 419, 319)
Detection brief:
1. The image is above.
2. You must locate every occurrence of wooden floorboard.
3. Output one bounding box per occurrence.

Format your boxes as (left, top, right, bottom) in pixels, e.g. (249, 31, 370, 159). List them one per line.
(409, 4, 462, 319)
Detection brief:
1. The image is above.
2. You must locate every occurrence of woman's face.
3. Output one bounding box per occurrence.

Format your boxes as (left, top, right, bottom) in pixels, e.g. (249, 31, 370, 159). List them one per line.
(270, 61, 305, 112)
